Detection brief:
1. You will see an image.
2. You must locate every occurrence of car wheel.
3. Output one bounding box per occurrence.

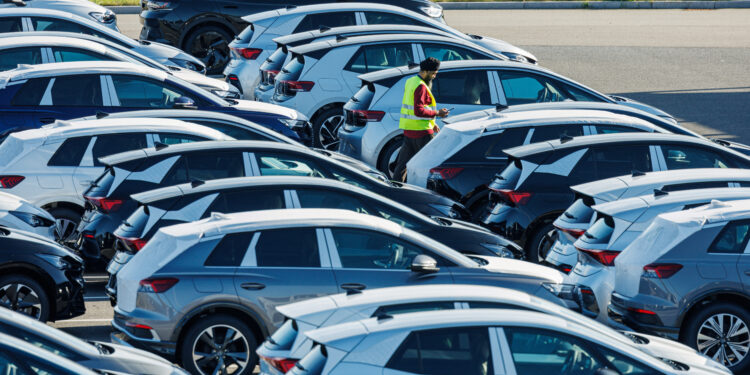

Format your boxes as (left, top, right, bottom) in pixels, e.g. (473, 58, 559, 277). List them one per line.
(528, 222, 556, 263)
(184, 26, 231, 75)
(0, 274, 50, 322)
(47, 207, 80, 243)
(378, 137, 402, 179)
(180, 314, 257, 375)
(313, 107, 344, 150)
(683, 302, 750, 372)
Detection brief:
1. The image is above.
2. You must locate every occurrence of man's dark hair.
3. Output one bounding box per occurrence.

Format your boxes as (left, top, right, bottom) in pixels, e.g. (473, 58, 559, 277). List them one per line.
(419, 57, 440, 72)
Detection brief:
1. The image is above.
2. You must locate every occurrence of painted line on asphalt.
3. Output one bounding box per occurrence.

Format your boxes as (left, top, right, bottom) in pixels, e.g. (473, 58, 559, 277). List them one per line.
(61, 318, 112, 323)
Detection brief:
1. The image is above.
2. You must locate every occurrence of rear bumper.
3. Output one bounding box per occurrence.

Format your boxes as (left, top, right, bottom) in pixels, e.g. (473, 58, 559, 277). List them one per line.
(481, 202, 532, 244)
(608, 292, 680, 340)
(112, 311, 177, 358)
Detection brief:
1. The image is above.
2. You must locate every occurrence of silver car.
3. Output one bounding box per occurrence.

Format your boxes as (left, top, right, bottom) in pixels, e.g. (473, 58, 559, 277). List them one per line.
(113, 209, 571, 374)
(0, 331, 101, 375)
(0, 0, 118, 31)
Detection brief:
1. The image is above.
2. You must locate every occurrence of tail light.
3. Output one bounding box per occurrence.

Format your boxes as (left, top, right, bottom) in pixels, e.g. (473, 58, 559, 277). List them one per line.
(346, 109, 385, 126)
(643, 263, 683, 278)
(262, 69, 280, 85)
(278, 80, 314, 96)
(259, 355, 298, 373)
(429, 167, 464, 180)
(232, 47, 262, 60)
(490, 188, 532, 205)
(84, 195, 123, 213)
(554, 224, 586, 238)
(577, 247, 619, 266)
(0, 176, 24, 188)
(116, 234, 147, 252)
(138, 278, 178, 293)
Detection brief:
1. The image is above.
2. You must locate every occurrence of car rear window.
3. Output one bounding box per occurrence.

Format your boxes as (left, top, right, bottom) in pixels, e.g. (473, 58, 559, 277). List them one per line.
(205, 231, 254, 267)
(11, 77, 50, 106)
(255, 228, 319, 267)
(561, 195, 596, 223)
(48, 136, 91, 166)
(293, 12, 357, 33)
(579, 215, 615, 245)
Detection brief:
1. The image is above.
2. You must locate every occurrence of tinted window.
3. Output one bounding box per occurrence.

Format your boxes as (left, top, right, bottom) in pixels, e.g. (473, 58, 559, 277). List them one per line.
(0, 321, 85, 361)
(345, 43, 413, 74)
(599, 347, 661, 375)
(205, 231, 254, 267)
(499, 71, 585, 105)
(293, 12, 357, 33)
(257, 154, 325, 177)
(364, 11, 425, 26)
(255, 228, 319, 267)
(709, 220, 750, 254)
(330, 228, 447, 269)
(208, 189, 284, 214)
(51, 47, 113, 63)
(160, 157, 189, 186)
(661, 144, 739, 169)
(662, 181, 730, 192)
(297, 189, 372, 213)
(50, 74, 102, 106)
(10, 77, 49, 106)
(185, 152, 244, 180)
(111, 74, 185, 108)
(432, 70, 491, 105)
(192, 120, 271, 141)
(422, 43, 489, 62)
(579, 216, 615, 246)
(468, 301, 531, 310)
(450, 129, 524, 162)
(530, 124, 584, 143)
(484, 128, 530, 158)
(595, 125, 643, 134)
(0, 17, 22, 32)
(562, 196, 596, 223)
(0, 47, 42, 71)
(32, 17, 91, 32)
(387, 327, 493, 375)
(92, 134, 148, 166)
(506, 327, 602, 375)
(372, 301, 456, 317)
(158, 133, 205, 145)
(571, 145, 652, 181)
(47, 136, 91, 166)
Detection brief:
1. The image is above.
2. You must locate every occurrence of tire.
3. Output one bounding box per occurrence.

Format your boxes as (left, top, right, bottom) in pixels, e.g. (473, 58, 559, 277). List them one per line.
(180, 314, 258, 375)
(0, 274, 50, 322)
(682, 302, 750, 372)
(47, 207, 81, 243)
(183, 26, 232, 75)
(312, 107, 344, 150)
(378, 137, 402, 180)
(527, 222, 556, 264)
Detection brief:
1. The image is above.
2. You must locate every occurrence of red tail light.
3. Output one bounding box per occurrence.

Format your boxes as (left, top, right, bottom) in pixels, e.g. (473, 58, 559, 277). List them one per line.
(628, 307, 657, 315)
(262, 69, 280, 84)
(232, 47, 262, 60)
(260, 355, 298, 373)
(0, 176, 24, 188)
(429, 167, 464, 180)
(491, 189, 532, 205)
(125, 322, 154, 330)
(577, 247, 619, 266)
(116, 234, 147, 252)
(554, 224, 586, 238)
(139, 278, 178, 293)
(280, 80, 315, 93)
(643, 263, 683, 279)
(84, 195, 123, 213)
(228, 74, 239, 81)
(350, 109, 385, 122)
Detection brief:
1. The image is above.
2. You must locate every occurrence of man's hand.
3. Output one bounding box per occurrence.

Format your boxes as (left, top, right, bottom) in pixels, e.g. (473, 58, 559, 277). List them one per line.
(437, 108, 450, 118)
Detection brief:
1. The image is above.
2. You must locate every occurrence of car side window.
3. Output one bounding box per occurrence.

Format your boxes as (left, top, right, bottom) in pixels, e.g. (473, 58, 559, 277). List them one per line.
(51, 47, 114, 63)
(345, 43, 413, 74)
(204, 231, 254, 267)
(0, 321, 85, 362)
(50, 74, 103, 106)
(364, 11, 426, 26)
(432, 70, 491, 105)
(505, 327, 602, 375)
(0, 47, 43, 71)
(160, 157, 189, 186)
(207, 189, 285, 215)
(11, 77, 50, 106)
(47, 136, 92, 166)
(449, 127, 529, 161)
(92, 133, 148, 166)
(595, 125, 643, 134)
(599, 347, 661, 375)
(190, 120, 271, 141)
(708, 220, 750, 254)
(256, 153, 326, 177)
(387, 326, 494, 375)
(0, 17, 22, 33)
(255, 228, 320, 267)
(422, 43, 489, 62)
(30, 17, 89, 33)
(571, 145, 652, 182)
(296, 189, 372, 214)
(330, 228, 448, 270)
(499, 71, 592, 105)
(157, 133, 205, 145)
(184, 152, 244, 180)
(111, 74, 185, 108)
(529, 124, 584, 143)
(660, 144, 738, 169)
(293, 12, 357, 33)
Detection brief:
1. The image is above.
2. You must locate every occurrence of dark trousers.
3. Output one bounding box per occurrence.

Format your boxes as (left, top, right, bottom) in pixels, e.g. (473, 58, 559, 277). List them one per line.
(394, 133, 434, 183)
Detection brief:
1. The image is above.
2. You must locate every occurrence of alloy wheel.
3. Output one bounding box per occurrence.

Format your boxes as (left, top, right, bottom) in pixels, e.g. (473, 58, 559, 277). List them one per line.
(536, 228, 557, 263)
(191, 324, 250, 375)
(318, 114, 344, 150)
(0, 283, 42, 320)
(697, 313, 750, 367)
(387, 145, 402, 179)
(189, 32, 229, 75)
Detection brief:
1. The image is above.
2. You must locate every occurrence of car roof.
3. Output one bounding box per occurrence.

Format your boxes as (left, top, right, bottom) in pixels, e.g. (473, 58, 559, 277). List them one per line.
(658, 198, 750, 225)
(0, 35, 109, 51)
(290, 33, 495, 57)
(593, 187, 750, 220)
(0, 61, 165, 85)
(359, 59, 547, 83)
(273, 25, 452, 46)
(243, 2, 417, 23)
(0, 331, 98, 375)
(0, 7, 78, 18)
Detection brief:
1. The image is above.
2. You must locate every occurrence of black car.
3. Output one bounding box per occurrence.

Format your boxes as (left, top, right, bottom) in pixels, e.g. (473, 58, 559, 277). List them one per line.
(78, 140, 469, 262)
(0, 227, 85, 322)
(481, 133, 750, 263)
(139, 0, 443, 74)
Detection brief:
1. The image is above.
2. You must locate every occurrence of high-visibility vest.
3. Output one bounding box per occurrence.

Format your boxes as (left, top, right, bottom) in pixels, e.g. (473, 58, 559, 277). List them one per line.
(399, 75, 437, 131)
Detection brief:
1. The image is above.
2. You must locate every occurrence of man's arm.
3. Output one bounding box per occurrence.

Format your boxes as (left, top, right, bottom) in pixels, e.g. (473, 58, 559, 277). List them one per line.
(413, 85, 438, 118)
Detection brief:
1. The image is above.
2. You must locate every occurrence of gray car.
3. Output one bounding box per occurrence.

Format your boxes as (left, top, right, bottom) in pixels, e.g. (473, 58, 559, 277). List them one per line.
(113, 209, 571, 374)
(0, 0, 118, 31)
(610, 198, 750, 372)
(0, 331, 101, 375)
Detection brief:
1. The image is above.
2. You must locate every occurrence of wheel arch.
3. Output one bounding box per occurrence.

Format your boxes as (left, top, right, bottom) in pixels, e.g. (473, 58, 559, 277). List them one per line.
(678, 290, 750, 340)
(40, 201, 85, 217)
(179, 18, 237, 51)
(310, 102, 346, 125)
(0, 262, 57, 318)
(522, 211, 564, 250)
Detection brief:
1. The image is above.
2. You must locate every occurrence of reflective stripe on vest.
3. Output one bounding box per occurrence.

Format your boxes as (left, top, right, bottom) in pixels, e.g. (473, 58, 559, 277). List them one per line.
(399, 75, 437, 131)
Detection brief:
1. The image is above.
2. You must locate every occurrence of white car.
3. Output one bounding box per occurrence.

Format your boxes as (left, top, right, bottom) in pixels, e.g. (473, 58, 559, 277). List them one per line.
(224, 2, 535, 99)
(0, 0, 118, 31)
(0, 191, 56, 239)
(0, 33, 239, 98)
(0, 8, 205, 72)
(291, 309, 731, 375)
(257, 284, 704, 375)
(546, 168, 750, 272)
(0, 118, 231, 240)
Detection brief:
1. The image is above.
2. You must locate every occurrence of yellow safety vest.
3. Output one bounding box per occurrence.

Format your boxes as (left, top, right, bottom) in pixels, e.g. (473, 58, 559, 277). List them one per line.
(399, 75, 438, 131)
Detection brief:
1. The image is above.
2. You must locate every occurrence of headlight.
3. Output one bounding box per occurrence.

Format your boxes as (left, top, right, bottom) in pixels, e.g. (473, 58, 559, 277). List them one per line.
(168, 58, 204, 73)
(211, 89, 240, 99)
(419, 5, 443, 18)
(146, 1, 173, 10)
(89, 10, 116, 24)
(36, 254, 70, 270)
(501, 52, 530, 64)
(541, 282, 577, 300)
(480, 243, 516, 258)
(9, 211, 54, 228)
(278, 118, 310, 130)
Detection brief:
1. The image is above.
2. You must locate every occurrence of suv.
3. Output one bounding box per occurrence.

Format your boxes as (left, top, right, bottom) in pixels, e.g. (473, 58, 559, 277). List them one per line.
(481, 133, 750, 262)
(140, 0, 445, 75)
(338, 61, 673, 176)
(113, 209, 570, 373)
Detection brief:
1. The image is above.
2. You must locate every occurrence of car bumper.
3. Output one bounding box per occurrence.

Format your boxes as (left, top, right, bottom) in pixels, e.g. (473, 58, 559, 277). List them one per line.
(426, 178, 463, 203)
(111, 308, 177, 358)
(53, 266, 86, 320)
(76, 212, 119, 260)
(545, 240, 577, 272)
(339, 116, 400, 168)
(139, 11, 174, 45)
(481, 202, 533, 244)
(105, 250, 136, 303)
(568, 268, 613, 322)
(223, 58, 263, 100)
(608, 292, 680, 340)
(254, 85, 275, 103)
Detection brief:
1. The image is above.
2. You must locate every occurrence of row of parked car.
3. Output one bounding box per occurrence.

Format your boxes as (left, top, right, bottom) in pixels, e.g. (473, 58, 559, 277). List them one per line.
(0, 1, 747, 374)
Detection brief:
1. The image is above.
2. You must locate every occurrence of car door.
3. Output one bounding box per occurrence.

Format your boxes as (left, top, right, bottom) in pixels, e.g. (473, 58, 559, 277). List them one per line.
(342, 42, 416, 93)
(74, 133, 149, 196)
(655, 143, 749, 171)
(707, 220, 750, 294)
(430, 69, 496, 126)
(48, 47, 116, 64)
(0, 46, 45, 71)
(493, 69, 604, 107)
(105, 74, 200, 111)
(34, 74, 108, 124)
(324, 227, 454, 293)
(234, 227, 338, 327)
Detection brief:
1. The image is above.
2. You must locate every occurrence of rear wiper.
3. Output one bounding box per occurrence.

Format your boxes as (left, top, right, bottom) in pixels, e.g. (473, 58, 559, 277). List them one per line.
(281, 68, 290, 74)
(350, 96, 359, 102)
(121, 220, 132, 228)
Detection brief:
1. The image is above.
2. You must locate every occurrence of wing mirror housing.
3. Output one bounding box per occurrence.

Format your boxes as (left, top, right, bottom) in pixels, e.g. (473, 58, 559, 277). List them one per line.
(173, 96, 197, 110)
(411, 254, 439, 273)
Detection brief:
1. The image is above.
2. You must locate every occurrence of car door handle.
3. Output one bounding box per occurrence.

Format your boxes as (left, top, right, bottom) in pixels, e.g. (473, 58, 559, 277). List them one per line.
(341, 283, 366, 291)
(240, 282, 265, 290)
(39, 117, 55, 124)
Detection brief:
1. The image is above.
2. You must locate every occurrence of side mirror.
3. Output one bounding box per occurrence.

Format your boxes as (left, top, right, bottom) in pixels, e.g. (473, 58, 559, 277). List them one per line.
(173, 96, 197, 110)
(595, 368, 619, 375)
(411, 255, 439, 273)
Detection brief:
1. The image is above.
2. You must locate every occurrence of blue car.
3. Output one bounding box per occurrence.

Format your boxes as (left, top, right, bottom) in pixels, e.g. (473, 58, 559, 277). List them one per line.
(0, 61, 312, 144)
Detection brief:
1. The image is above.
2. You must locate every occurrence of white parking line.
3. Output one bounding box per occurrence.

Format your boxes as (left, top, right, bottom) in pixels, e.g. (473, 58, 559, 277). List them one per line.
(62, 318, 112, 323)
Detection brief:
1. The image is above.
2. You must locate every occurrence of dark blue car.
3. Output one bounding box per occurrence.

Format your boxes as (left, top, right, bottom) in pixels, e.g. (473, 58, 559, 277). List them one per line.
(0, 61, 311, 143)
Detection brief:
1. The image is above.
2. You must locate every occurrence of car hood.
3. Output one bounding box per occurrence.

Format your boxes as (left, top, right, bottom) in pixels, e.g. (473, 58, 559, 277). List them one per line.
(230, 99, 300, 119)
(608, 95, 676, 121)
(391, 181, 457, 207)
(469, 35, 537, 63)
(474, 255, 565, 283)
(132, 41, 204, 69)
(90, 341, 179, 373)
(171, 69, 229, 91)
(634, 334, 731, 374)
(0, 192, 54, 221)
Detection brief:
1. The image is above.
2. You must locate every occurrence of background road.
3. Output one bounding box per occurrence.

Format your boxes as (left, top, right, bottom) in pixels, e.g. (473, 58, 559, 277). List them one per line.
(60, 5, 750, 353)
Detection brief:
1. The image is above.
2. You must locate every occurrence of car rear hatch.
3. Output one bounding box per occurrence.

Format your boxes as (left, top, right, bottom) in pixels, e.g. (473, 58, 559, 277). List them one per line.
(273, 53, 318, 101)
